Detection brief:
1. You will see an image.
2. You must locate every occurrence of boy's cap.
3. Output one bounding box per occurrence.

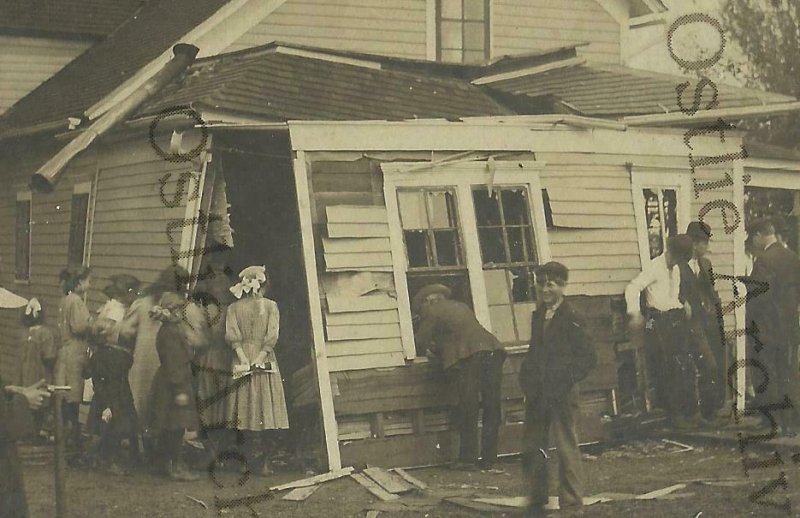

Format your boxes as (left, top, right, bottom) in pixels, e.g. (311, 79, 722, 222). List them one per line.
(686, 221, 712, 242)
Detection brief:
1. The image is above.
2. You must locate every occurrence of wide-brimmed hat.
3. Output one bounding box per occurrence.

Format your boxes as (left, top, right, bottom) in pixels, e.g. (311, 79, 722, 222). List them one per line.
(412, 284, 451, 312)
(686, 221, 712, 242)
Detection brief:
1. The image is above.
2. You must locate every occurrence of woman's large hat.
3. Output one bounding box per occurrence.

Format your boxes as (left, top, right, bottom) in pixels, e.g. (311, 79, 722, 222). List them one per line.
(412, 284, 451, 312)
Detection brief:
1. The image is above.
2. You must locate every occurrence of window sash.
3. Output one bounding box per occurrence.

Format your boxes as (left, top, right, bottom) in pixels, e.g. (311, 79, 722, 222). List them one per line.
(68, 192, 91, 267)
(436, 0, 490, 63)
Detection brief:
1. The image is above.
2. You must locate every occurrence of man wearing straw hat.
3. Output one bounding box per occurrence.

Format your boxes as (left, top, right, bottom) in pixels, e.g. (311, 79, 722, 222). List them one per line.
(413, 284, 506, 470)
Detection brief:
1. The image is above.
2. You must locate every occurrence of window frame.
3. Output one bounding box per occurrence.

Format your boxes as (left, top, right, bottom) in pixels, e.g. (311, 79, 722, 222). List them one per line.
(15, 191, 32, 282)
(67, 182, 93, 268)
(631, 168, 691, 268)
(435, 0, 491, 63)
(383, 161, 549, 359)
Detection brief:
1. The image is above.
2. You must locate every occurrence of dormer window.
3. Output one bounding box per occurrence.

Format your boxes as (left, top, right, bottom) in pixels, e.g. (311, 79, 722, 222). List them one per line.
(436, 0, 490, 64)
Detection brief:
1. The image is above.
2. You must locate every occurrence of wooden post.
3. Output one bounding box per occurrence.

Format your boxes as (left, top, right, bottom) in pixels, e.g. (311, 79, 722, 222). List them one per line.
(54, 392, 66, 518)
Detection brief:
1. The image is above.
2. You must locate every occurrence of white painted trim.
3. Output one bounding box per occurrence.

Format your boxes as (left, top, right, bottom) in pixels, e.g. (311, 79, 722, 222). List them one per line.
(293, 150, 342, 471)
(487, 0, 495, 60)
(16, 191, 32, 201)
(288, 120, 741, 158)
(732, 160, 747, 414)
(629, 12, 666, 28)
(73, 181, 92, 195)
(382, 161, 550, 346)
(178, 141, 213, 274)
(471, 57, 586, 85)
(84, 164, 100, 268)
(745, 159, 800, 173)
(630, 167, 692, 267)
(85, 0, 288, 120)
(745, 168, 800, 189)
(275, 46, 381, 70)
(426, 0, 436, 61)
(623, 101, 800, 127)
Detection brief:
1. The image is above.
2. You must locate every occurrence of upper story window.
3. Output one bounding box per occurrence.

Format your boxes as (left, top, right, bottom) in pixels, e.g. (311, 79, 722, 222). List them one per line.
(436, 0, 490, 63)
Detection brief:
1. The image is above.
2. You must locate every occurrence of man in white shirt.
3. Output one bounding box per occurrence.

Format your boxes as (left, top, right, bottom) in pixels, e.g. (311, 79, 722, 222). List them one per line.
(625, 234, 698, 429)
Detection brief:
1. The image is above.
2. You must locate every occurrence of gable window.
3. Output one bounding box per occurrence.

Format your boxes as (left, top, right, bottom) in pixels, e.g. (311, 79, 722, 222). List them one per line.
(436, 0, 490, 63)
(67, 188, 91, 267)
(398, 188, 472, 305)
(15, 192, 31, 281)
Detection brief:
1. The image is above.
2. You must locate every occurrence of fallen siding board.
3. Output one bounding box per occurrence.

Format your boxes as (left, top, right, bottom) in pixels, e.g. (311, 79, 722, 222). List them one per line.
(327, 294, 398, 313)
(326, 205, 388, 223)
(325, 309, 399, 326)
(326, 338, 404, 357)
(325, 252, 393, 269)
(552, 215, 635, 229)
(327, 352, 405, 372)
(323, 237, 391, 254)
(326, 323, 401, 341)
(328, 223, 390, 238)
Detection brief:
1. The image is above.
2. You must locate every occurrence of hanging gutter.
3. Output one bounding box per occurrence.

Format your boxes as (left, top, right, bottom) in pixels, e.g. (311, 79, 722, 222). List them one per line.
(30, 44, 200, 193)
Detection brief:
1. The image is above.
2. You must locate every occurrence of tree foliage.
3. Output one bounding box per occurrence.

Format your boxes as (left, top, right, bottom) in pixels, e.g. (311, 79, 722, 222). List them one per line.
(721, 0, 800, 148)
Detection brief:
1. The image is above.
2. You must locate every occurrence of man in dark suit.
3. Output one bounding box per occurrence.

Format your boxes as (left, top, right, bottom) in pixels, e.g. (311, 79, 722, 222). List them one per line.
(747, 218, 800, 435)
(2, 377, 51, 518)
(519, 262, 596, 518)
(682, 222, 725, 421)
(414, 284, 506, 469)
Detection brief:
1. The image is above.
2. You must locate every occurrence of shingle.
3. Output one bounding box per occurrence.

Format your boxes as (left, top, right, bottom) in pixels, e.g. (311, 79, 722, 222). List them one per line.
(0, 0, 146, 37)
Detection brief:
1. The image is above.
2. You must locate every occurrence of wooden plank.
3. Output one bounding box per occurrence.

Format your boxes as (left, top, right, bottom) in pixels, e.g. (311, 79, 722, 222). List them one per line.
(328, 222, 390, 238)
(326, 205, 388, 223)
(551, 214, 636, 229)
(282, 485, 320, 501)
(328, 266, 394, 273)
(327, 352, 405, 372)
(325, 309, 399, 326)
(326, 338, 404, 357)
(327, 294, 398, 313)
(546, 188, 632, 203)
(293, 151, 342, 470)
(325, 252, 393, 269)
(326, 324, 401, 342)
(392, 468, 428, 490)
(270, 467, 355, 491)
(322, 237, 391, 254)
(363, 467, 414, 494)
(350, 473, 399, 501)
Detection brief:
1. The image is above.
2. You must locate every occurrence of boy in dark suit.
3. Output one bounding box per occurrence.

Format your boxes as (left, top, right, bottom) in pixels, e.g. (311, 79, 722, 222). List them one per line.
(519, 262, 596, 517)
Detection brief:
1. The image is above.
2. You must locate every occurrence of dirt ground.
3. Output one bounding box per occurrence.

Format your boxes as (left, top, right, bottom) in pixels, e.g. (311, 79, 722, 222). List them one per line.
(20, 437, 797, 517)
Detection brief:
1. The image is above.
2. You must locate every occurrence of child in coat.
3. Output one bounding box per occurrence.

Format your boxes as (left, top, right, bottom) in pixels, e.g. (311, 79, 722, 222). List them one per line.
(17, 298, 57, 441)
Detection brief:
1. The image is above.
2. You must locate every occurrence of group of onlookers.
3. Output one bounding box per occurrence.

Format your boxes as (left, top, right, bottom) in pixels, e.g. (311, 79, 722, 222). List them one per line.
(9, 261, 290, 484)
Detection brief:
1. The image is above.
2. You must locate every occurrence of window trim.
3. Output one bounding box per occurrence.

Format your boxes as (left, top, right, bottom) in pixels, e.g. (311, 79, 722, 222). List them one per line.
(383, 161, 549, 359)
(631, 168, 692, 268)
(15, 191, 32, 282)
(68, 182, 93, 267)
(434, 0, 491, 63)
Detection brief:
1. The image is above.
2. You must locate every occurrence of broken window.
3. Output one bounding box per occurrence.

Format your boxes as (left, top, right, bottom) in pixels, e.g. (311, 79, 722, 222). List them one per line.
(641, 188, 678, 259)
(398, 188, 471, 308)
(437, 0, 490, 63)
(473, 187, 538, 345)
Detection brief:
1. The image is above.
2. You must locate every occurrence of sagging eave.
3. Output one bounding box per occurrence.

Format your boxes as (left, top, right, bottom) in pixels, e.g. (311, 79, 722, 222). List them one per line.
(622, 101, 800, 127)
(29, 44, 200, 193)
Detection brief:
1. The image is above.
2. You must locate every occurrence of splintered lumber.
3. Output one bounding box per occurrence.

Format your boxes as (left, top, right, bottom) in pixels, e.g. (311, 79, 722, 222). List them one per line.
(363, 467, 415, 494)
(282, 485, 320, 501)
(350, 473, 400, 501)
(270, 467, 354, 491)
(392, 468, 428, 490)
(662, 439, 694, 453)
(635, 483, 688, 500)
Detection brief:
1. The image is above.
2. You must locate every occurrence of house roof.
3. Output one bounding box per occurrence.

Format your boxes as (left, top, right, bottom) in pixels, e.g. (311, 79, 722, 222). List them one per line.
(486, 62, 795, 117)
(0, 0, 233, 133)
(138, 46, 513, 121)
(0, 0, 147, 38)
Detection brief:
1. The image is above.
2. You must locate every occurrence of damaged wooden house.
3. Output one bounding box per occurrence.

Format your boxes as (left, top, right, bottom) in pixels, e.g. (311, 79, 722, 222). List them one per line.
(1, 0, 799, 470)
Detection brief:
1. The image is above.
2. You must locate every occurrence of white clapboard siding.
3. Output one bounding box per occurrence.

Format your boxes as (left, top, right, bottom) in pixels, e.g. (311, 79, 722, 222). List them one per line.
(227, 0, 427, 58)
(328, 222, 390, 238)
(325, 252, 393, 269)
(326, 205, 388, 223)
(326, 337, 403, 356)
(327, 323, 401, 341)
(327, 351, 406, 372)
(327, 294, 399, 313)
(322, 237, 391, 254)
(551, 214, 635, 228)
(325, 309, 400, 326)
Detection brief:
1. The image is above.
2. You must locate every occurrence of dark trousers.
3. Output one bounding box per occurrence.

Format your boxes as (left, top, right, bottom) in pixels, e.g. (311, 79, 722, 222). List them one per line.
(754, 337, 800, 430)
(447, 350, 505, 464)
(690, 314, 724, 419)
(157, 429, 185, 471)
(522, 386, 584, 509)
(644, 309, 698, 422)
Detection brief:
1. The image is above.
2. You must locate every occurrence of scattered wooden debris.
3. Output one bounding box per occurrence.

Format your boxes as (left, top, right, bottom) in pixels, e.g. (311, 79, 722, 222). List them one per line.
(184, 495, 209, 509)
(351, 473, 400, 501)
(364, 467, 414, 494)
(282, 485, 320, 502)
(662, 439, 694, 453)
(635, 483, 687, 500)
(270, 467, 354, 491)
(392, 468, 428, 490)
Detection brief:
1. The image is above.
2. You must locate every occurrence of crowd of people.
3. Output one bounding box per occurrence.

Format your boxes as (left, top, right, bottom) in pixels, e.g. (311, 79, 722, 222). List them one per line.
(7, 261, 290, 487)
